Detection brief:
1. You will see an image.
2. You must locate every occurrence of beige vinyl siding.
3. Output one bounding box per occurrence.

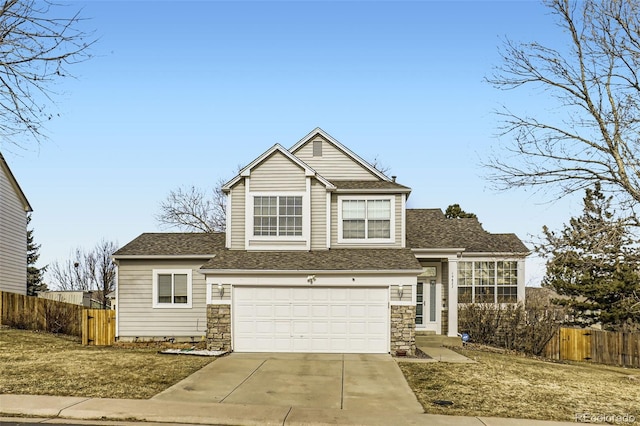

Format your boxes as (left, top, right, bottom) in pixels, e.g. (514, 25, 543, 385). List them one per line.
(310, 179, 327, 250)
(293, 137, 379, 181)
(0, 168, 27, 295)
(330, 193, 403, 248)
(250, 151, 306, 191)
(117, 259, 208, 338)
(230, 181, 245, 250)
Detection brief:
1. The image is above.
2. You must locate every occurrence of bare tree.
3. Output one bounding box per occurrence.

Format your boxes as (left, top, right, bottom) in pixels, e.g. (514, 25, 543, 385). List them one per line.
(156, 178, 227, 233)
(48, 240, 117, 308)
(486, 0, 640, 218)
(0, 0, 93, 149)
(370, 155, 391, 176)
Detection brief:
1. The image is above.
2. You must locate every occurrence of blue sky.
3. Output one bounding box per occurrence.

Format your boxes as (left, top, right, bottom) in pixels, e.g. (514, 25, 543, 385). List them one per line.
(3, 0, 582, 287)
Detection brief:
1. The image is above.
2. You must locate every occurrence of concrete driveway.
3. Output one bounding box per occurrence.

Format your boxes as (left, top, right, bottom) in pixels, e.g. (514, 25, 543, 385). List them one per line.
(152, 353, 423, 413)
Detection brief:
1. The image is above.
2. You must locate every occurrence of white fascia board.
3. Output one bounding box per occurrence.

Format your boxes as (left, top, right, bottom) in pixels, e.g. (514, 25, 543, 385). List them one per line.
(461, 251, 531, 257)
(411, 248, 466, 255)
(112, 255, 215, 260)
(200, 268, 423, 275)
(289, 127, 390, 181)
(334, 188, 411, 194)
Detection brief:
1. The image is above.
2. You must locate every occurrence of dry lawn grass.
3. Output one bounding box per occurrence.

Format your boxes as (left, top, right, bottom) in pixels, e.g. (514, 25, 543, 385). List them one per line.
(400, 347, 640, 422)
(0, 328, 213, 399)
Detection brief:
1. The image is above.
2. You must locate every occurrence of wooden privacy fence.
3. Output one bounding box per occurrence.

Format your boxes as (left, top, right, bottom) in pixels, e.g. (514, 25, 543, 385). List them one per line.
(82, 309, 115, 346)
(544, 327, 640, 368)
(0, 291, 83, 336)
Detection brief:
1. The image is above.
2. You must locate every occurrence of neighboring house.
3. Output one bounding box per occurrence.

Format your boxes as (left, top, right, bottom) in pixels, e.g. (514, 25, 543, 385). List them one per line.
(0, 152, 32, 295)
(38, 290, 106, 309)
(113, 128, 529, 355)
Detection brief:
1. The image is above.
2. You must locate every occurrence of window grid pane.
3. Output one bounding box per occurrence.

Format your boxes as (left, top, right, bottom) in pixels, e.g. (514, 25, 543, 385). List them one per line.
(474, 261, 496, 287)
(158, 274, 172, 304)
(497, 261, 518, 286)
(254, 196, 278, 236)
(173, 274, 188, 304)
(343, 220, 365, 239)
(497, 287, 518, 303)
(368, 219, 390, 238)
(343, 200, 366, 219)
(457, 262, 473, 286)
(367, 199, 390, 219)
(278, 196, 302, 236)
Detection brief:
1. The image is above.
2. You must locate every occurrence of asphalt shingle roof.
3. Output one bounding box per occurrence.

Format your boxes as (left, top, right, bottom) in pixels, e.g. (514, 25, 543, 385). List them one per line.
(113, 233, 225, 256)
(406, 209, 529, 253)
(200, 248, 421, 271)
(330, 180, 411, 191)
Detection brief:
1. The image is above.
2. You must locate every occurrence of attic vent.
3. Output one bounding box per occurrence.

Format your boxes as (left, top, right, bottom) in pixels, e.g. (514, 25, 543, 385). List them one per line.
(313, 140, 322, 157)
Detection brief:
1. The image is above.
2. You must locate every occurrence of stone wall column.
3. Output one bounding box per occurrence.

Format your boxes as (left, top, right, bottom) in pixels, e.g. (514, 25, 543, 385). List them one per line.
(390, 305, 416, 356)
(206, 304, 231, 351)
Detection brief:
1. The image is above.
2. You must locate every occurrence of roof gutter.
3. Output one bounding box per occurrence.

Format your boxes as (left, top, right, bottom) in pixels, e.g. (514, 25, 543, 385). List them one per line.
(199, 268, 424, 275)
(112, 254, 216, 260)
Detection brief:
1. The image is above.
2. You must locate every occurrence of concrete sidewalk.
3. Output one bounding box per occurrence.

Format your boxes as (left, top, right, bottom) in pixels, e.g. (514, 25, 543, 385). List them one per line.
(415, 345, 476, 363)
(0, 394, 580, 426)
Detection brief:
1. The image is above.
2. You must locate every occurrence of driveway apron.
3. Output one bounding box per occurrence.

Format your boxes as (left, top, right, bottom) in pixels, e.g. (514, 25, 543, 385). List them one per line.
(152, 352, 423, 413)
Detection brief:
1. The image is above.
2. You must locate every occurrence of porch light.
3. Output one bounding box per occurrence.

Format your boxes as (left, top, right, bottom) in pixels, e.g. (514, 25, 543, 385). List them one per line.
(397, 284, 404, 298)
(217, 283, 224, 298)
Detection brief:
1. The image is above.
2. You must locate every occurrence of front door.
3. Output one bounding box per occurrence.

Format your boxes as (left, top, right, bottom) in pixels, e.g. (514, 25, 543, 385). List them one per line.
(416, 264, 442, 333)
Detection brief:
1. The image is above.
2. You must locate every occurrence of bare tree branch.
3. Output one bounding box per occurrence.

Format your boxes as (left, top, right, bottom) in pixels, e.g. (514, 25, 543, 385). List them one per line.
(0, 0, 94, 149)
(156, 178, 227, 233)
(485, 0, 640, 215)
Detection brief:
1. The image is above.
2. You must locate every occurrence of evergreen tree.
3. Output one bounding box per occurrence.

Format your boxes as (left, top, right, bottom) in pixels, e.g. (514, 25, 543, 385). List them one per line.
(536, 184, 640, 330)
(445, 204, 477, 219)
(26, 214, 47, 296)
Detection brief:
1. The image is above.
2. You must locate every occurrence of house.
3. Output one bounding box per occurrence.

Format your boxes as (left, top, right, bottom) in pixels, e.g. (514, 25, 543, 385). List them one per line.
(113, 128, 528, 355)
(0, 152, 32, 295)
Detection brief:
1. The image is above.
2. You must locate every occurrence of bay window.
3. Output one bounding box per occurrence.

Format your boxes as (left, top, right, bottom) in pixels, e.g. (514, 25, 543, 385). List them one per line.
(457, 260, 519, 303)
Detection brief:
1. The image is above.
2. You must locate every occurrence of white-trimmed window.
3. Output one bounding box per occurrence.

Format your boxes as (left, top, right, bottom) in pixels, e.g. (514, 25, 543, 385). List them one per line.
(457, 261, 519, 303)
(254, 195, 302, 236)
(152, 269, 192, 308)
(338, 196, 395, 243)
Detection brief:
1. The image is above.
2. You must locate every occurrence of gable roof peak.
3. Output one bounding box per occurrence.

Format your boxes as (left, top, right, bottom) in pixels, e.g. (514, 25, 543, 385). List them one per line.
(222, 142, 335, 192)
(290, 128, 391, 182)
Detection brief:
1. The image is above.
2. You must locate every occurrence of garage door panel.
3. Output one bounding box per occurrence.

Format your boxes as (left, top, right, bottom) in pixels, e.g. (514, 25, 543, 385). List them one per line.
(349, 305, 367, 318)
(292, 304, 310, 316)
(330, 305, 348, 316)
(233, 286, 388, 353)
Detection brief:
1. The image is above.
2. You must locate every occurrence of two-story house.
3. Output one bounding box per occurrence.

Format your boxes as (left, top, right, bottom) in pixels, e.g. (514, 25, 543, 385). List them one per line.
(0, 152, 32, 295)
(113, 128, 528, 355)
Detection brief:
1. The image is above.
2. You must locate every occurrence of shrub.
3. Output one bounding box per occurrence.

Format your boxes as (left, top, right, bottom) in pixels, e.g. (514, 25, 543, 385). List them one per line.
(458, 300, 564, 356)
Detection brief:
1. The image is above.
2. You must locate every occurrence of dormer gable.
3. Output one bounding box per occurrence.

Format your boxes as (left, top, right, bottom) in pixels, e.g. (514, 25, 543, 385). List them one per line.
(222, 143, 334, 192)
(290, 128, 390, 182)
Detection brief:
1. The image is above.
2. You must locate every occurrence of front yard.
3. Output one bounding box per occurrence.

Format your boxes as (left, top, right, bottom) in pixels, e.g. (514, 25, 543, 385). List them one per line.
(3, 328, 640, 423)
(0, 328, 213, 399)
(400, 346, 640, 422)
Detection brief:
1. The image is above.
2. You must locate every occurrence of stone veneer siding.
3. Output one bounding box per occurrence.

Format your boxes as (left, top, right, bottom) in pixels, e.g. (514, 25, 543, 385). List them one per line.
(206, 304, 231, 351)
(390, 305, 416, 356)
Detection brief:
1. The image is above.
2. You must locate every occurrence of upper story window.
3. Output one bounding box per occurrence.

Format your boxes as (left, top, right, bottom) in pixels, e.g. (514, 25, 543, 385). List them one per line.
(152, 269, 193, 308)
(338, 196, 395, 243)
(254, 195, 302, 236)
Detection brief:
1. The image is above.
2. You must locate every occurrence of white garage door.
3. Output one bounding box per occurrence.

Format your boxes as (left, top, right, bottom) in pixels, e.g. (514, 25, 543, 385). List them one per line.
(233, 286, 389, 353)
